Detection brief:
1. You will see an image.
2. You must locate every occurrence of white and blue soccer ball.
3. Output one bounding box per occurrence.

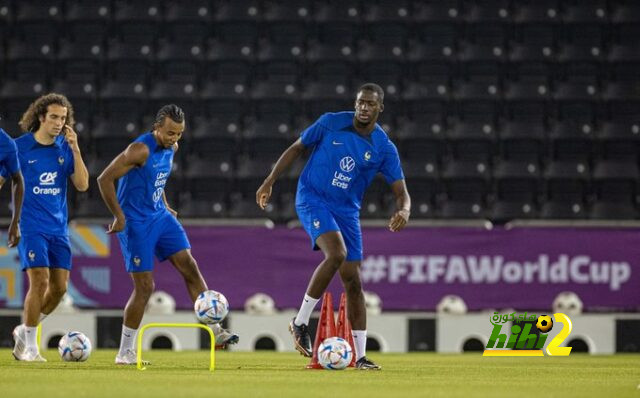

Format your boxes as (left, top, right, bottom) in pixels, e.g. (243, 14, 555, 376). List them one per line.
(58, 331, 92, 362)
(194, 290, 229, 324)
(318, 337, 353, 370)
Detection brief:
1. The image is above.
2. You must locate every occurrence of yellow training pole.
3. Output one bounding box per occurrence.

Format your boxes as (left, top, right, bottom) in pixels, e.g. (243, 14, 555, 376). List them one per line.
(36, 324, 42, 349)
(136, 323, 216, 372)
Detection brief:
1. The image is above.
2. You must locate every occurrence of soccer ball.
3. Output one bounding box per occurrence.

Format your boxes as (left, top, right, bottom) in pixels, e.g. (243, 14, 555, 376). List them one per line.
(244, 292, 276, 315)
(552, 291, 583, 316)
(194, 290, 229, 324)
(317, 337, 353, 370)
(436, 295, 468, 315)
(536, 315, 554, 333)
(58, 331, 92, 362)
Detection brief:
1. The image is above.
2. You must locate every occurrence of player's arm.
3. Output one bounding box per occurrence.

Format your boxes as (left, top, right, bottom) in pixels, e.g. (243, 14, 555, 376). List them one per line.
(97, 143, 149, 233)
(8, 170, 24, 247)
(256, 138, 306, 209)
(64, 125, 89, 192)
(388, 179, 411, 232)
(1, 145, 24, 247)
(162, 191, 177, 217)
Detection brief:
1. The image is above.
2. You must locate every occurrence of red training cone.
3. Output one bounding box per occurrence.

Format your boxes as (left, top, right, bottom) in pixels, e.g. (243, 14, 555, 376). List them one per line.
(306, 292, 336, 369)
(336, 292, 356, 367)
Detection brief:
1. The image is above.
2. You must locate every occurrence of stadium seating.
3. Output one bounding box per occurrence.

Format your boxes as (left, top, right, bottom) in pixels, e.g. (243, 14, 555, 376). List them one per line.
(0, 0, 638, 223)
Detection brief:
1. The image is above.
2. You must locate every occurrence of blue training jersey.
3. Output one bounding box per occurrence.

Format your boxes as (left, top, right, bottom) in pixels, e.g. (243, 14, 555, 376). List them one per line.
(0, 128, 21, 177)
(296, 111, 404, 214)
(11, 133, 75, 235)
(117, 132, 173, 222)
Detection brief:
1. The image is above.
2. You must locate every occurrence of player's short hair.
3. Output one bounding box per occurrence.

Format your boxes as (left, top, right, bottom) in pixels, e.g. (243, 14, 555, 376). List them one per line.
(357, 83, 384, 104)
(19, 93, 75, 133)
(154, 104, 185, 127)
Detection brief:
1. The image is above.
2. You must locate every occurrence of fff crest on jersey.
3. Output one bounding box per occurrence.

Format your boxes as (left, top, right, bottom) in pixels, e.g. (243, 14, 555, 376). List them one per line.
(58, 156, 64, 165)
(28, 250, 36, 261)
(133, 256, 141, 266)
(313, 219, 320, 229)
(364, 151, 372, 161)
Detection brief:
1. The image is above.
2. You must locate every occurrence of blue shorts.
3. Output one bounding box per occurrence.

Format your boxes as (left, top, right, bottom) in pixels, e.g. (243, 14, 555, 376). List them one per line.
(18, 233, 72, 271)
(296, 201, 362, 262)
(117, 212, 191, 273)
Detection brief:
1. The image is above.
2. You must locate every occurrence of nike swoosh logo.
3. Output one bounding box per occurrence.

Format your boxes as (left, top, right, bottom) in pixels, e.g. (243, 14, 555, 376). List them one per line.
(332, 141, 344, 145)
(28, 160, 37, 164)
(123, 334, 131, 338)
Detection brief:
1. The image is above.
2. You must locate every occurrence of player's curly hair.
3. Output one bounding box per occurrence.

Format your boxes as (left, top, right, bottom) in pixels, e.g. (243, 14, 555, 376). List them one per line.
(18, 93, 75, 133)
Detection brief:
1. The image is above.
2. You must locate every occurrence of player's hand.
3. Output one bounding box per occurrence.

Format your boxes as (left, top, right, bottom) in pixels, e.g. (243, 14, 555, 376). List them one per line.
(167, 207, 178, 218)
(107, 216, 125, 234)
(7, 221, 20, 247)
(256, 181, 273, 210)
(389, 209, 410, 232)
(63, 125, 81, 152)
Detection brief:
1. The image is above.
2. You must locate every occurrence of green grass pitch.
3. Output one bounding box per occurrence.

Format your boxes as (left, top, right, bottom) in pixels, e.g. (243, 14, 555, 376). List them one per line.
(1, 350, 638, 398)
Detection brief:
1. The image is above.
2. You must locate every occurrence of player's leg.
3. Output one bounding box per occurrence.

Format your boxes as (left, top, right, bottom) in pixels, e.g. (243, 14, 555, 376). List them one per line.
(290, 204, 345, 356)
(335, 216, 380, 369)
(40, 235, 73, 316)
(290, 231, 347, 357)
(165, 248, 239, 346)
(40, 268, 69, 314)
(13, 234, 50, 361)
(16, 268, 49, 361)
(115, 220, 155, 364)
(166, 249, 206, 302)
(115, 271, 154, 364)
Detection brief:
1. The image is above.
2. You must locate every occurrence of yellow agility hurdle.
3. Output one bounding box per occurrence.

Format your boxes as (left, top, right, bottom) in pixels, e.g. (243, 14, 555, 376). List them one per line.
(136, 323, 216, 372)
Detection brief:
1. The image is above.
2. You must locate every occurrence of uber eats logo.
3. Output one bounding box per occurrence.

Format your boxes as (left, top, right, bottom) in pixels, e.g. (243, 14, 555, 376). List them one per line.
(483, 312, 573, 357)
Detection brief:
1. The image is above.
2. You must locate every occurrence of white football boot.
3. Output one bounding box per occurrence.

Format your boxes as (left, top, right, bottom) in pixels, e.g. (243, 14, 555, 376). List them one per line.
(17, 347, 47, 362)
(115, 349, 150, 365)
(211, 323, 239, 348)
(12, 325, 26, 360)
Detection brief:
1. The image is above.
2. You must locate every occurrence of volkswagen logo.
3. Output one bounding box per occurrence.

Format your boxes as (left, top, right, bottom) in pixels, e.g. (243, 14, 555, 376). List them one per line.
(340, 156, 355, 172)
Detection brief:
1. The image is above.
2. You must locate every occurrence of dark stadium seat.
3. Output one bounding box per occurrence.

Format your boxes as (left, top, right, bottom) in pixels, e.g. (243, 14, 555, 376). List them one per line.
(441, 160, 490, 203)
(499, 120, 547, 163)
(490, 200, 538, 223)
(589, 201, 638, 220)
(493, 161, 541, 202)
(544, 160, 590, 203)
(549, 121, 594, 162)
(446, 122, 496, 163)
(155, 43, 204, 83)
(113, 0, 161, 45)
(163, 1, 211, 45)
(440, 201, 486, 219)
(597, 122, 640, 161)
(592, 161, 639, 203)
(56, 41, 104, 83)
(65, 2, 110, 46)
(5, 42, 53, 83)
(540, 201, 587, 219)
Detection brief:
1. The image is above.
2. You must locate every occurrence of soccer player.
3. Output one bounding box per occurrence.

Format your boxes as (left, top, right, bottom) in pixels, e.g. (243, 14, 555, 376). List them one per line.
(9, 93, 90, 361)
(256, 83, 411, 370)
(0, 128, 24, 248)
(97, 104, 239, 365)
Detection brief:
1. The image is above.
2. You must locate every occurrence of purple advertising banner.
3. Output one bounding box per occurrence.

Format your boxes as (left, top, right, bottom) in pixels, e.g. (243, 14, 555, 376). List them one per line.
(62, 226, 640, 312)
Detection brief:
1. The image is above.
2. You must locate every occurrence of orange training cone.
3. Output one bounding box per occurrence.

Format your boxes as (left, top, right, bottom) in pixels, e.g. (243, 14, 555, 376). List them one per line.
(306, 292, 336, 369)
(336, 292, 356, 367)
